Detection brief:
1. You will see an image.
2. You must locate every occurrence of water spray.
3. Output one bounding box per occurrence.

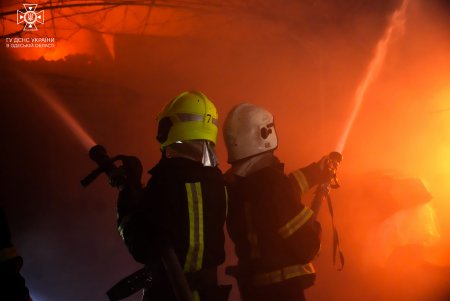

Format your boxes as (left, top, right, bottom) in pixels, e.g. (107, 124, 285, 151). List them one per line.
(16, 72, 96, 151)
(324, 1, 409, 269)
(14, 72, 141, 188)
(336, 0, 410, 153)
(12, 47, 194, 301)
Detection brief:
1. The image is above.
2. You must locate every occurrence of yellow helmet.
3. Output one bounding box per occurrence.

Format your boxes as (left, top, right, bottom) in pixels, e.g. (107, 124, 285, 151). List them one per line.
(156, 91, 218, 149)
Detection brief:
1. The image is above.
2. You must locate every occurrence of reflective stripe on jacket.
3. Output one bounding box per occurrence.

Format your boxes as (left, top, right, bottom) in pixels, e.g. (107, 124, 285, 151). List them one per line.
(226, 159, 322, 291)
(117, 157, 228, 301)
(253, 263, 315, 286)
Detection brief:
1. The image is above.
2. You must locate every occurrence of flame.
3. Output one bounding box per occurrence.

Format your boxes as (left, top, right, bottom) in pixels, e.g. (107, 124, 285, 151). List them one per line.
(429, 87, 450, 175)
(364, 203, 441, 268)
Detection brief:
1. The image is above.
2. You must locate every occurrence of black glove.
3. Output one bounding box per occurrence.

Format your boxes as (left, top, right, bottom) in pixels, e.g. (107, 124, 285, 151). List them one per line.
(115, 156, 144, 221)
(120, 155, 143, 188)
(108, 155, 143, 189)
(317, 152, 342, 186)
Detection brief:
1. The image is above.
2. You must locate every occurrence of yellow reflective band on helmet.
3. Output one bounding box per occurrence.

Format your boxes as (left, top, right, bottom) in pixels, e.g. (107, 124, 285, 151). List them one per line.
(176, 113, 219, 126)
(184, 182, 204, 273)
(290, 169, 309, 194)
(278, 206, 314, 239)
(157, 91, 219, 148)
(252, 263, 315, 286)
(0, 246, 18, 263)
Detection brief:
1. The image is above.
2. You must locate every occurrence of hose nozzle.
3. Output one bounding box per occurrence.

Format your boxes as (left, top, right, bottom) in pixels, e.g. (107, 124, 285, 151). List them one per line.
(327, 151, 343, 189)
(81, 144, 119, 187)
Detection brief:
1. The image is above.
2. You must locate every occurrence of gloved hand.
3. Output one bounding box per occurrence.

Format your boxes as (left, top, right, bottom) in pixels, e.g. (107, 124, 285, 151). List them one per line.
(115, 156, 144, 222)
(120, 155, 143, 188)
(318, 152, 342, 186)
(108, 155, 143, 189)
(108, 167, 126, 188)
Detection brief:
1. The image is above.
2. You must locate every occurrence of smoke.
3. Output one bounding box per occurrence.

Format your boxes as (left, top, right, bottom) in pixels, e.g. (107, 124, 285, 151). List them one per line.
(1, 0, 450, 300)
(16, 71, 96, 150)
(307, 1, 450, 300)
(336, 0, 409, 153)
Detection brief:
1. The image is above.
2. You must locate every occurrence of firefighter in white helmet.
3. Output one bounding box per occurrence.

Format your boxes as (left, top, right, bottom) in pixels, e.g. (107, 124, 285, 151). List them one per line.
(115, 91, 231, 301)
(223, 103, 335, 301)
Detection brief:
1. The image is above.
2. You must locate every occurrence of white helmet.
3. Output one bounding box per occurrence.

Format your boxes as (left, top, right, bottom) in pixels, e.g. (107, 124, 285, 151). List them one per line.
(223, 103, 278, 163)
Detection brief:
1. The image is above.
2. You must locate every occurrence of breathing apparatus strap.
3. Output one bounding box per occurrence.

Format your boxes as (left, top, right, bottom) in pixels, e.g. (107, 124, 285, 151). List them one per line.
(326, 193, 345, 271)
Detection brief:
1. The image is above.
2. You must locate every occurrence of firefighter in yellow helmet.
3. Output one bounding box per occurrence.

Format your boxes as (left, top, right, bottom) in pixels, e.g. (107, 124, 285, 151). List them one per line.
(116, 91, 230, 301)
(223, 103, 338, 301)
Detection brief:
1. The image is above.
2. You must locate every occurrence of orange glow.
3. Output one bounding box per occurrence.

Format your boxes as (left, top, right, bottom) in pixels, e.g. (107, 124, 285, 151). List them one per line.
(2, 1, 450, 301)
(364, 203, 440, 268)
(9, 30, 105, 61)
(428, 87, 450, 175)
(3, 4, 213, 61)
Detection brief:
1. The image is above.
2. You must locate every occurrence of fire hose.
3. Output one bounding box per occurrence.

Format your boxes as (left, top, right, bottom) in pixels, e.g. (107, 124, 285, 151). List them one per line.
(81, 145, 194, 301)
(311, 151, 344, 270)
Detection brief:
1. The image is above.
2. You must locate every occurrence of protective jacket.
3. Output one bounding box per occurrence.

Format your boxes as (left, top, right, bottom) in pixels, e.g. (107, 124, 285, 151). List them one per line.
(0, 207, 31, 301)
(226, 158, 322, 301)
(117, 157, 229, 301)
